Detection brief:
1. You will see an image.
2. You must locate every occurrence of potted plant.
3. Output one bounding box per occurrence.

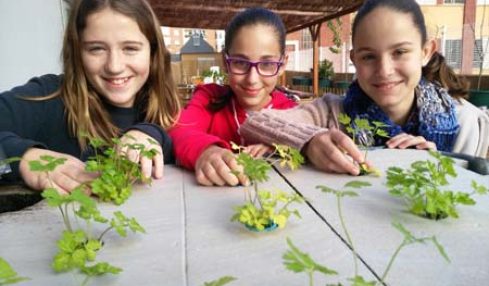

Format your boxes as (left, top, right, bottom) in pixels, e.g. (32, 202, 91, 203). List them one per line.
(318, 59, 334, 88)
(326, 18, 352, 89)
(230, 143, 304, 232)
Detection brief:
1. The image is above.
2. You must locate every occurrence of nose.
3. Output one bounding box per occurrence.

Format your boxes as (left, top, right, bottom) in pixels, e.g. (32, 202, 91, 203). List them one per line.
(377, 56, 394, 78)
(244, 65, 260, 84)
(105, 50, 124, 75)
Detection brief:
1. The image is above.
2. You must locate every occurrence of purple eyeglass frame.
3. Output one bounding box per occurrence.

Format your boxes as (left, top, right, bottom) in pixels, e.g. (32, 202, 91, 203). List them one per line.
(224, 54, 284, 77)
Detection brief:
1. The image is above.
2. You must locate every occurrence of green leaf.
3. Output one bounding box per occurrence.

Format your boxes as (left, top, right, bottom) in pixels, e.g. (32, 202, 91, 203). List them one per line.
(0, 257, 29, 285)
(283, 238, 337, 275)
(203, 276, 237, 286)
(344, 181, 371, 189)
(348, 275, 376, 286)
(82, 262, 122, 276)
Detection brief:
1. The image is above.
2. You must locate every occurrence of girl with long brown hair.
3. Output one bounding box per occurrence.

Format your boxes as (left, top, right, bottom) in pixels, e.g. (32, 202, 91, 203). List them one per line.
(0, 0, 180, 193)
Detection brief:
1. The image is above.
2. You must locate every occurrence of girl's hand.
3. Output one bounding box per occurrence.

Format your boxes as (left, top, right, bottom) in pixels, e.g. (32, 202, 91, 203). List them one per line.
(120, 130, 164, 180)
(195, 145, 248, 186)
(304, 129, 367, 175)
(386, 133, 437, 151)
(243, 143, 272, 158)
(19, 148, 97, 194)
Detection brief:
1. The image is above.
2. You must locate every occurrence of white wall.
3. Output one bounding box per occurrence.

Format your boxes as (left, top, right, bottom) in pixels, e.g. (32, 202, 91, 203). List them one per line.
(0, 0, 66, 92)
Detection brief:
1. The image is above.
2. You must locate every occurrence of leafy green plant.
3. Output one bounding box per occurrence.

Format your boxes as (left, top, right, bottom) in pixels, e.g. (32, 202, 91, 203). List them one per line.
(230, 143, 304, 231)
(25, 135, 154, 284)
(86, 135, 159, 205)
(386, 150, 489, 219)
(0, 257, 29, 285)
(318, 59, 335, 81)
(338, 113, 389, 175)
(283, 180, 450, 285)
(203, 276, 237, 286)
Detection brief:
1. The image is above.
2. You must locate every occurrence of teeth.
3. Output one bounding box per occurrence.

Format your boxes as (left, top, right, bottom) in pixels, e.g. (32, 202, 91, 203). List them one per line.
(108, 77, 129, 85)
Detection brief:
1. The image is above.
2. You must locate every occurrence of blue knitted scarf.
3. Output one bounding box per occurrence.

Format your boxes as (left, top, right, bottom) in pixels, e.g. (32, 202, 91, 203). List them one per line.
(342, 79, 460, 152)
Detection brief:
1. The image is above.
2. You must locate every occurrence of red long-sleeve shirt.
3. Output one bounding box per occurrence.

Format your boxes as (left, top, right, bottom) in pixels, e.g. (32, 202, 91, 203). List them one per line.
(169, 83, 297, 170)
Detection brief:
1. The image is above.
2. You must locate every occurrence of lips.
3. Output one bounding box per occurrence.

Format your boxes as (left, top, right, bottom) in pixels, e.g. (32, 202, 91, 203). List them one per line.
(372, 81, 401, 91)
(242, 87, 261, 97)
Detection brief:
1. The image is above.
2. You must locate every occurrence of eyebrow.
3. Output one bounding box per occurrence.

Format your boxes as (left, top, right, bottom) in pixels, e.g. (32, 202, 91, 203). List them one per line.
(83, 40, 144, 46)
(355, 41, 414, 53)
(227, 53, 281, 60)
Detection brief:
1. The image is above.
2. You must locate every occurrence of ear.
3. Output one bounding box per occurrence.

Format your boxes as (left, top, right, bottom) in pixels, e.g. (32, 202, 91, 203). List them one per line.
(278, 53, 289, 76)
(422, 39, 437, 66)
(349, 49, 355, 65)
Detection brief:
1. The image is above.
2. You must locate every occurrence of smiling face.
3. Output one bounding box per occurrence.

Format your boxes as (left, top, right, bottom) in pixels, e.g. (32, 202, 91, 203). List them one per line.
(226, 24, 287, 111)
(350, 7, 434, 124)
(81, 7, 150, 108)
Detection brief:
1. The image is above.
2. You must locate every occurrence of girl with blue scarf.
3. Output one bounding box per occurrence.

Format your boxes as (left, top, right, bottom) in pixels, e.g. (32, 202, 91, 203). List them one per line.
(240, 0, 489, 175)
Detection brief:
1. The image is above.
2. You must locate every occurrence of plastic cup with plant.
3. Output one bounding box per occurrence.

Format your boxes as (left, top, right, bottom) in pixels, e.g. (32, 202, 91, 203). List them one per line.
(386, 150, 489, 220)
(338, 113, 389, 176)
(230, 143, 305, 232)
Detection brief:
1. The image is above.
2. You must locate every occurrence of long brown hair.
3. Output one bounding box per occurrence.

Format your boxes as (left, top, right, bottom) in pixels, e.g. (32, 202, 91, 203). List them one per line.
(352, 0, 469, 100)
(60, 0, 180, 149)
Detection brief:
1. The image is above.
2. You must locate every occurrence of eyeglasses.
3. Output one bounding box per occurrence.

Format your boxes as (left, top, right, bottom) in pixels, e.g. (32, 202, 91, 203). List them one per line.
(224, 54, 284, 77)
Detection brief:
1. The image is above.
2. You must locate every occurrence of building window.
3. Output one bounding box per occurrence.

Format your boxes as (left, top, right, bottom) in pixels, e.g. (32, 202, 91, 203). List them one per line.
(301, 29, 312, 50)
(444, 39, 462, 69)
(473, 38, 489, 69)
(443, 0, 464, 4)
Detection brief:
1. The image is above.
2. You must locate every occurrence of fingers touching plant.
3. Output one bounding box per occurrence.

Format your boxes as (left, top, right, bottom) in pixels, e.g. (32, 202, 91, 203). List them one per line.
(25, 135, 153, 284)
(338, 113, 389, 176)
(86, 135, 159, 205)
(386, 151, 489, 219)
(230, 143, 304, 232)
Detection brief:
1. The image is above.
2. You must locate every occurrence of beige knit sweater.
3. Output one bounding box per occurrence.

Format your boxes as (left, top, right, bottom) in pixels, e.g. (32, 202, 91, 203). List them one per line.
(240, 93, 489, 158)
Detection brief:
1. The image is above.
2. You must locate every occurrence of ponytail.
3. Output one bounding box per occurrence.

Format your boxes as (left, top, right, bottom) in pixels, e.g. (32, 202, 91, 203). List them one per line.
(422, 52, 469, 100)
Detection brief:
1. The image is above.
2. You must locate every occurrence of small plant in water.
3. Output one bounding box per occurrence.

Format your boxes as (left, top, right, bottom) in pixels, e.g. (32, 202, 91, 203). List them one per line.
(338, 113, 389, 176)
(0, 257, 29, 285)
(386, 150, 489, 219)
(283, 180, 450, 285)
(230, 143, 304, 232)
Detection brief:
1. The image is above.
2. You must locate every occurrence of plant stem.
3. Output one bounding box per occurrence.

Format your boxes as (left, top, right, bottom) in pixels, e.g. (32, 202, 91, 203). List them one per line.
(380, 241, 406, 283)
(81, 275, 90, 286)
(337, 195, 358, 276)
(98, 226, 113, 242)
(308, 271, 314, 286)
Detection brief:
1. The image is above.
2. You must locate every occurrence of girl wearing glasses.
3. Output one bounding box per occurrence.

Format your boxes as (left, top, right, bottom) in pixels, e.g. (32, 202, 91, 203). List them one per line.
(169, 7, 297, 186)
(0, 0, 180, 193)
(240, 0, 489, 175)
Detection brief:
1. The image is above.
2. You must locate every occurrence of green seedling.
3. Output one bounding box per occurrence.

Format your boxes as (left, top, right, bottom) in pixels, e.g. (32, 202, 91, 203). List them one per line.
(338, 113, 389, 176)
(284, 179, 450, 285)
(386, 150, 489, 219)
(86, 135, 159, 205)
(317, 181, 371, 276)
(26, 137, 149, 284)
(230, 143, 304, 231)
(203, 276, 237, 286)
(0, 257, 29, 285)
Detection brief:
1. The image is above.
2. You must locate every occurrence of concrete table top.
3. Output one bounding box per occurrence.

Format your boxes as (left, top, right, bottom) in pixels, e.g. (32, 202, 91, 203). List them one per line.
(1, 149, 487, 285)
(276, 149, 489, 286)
